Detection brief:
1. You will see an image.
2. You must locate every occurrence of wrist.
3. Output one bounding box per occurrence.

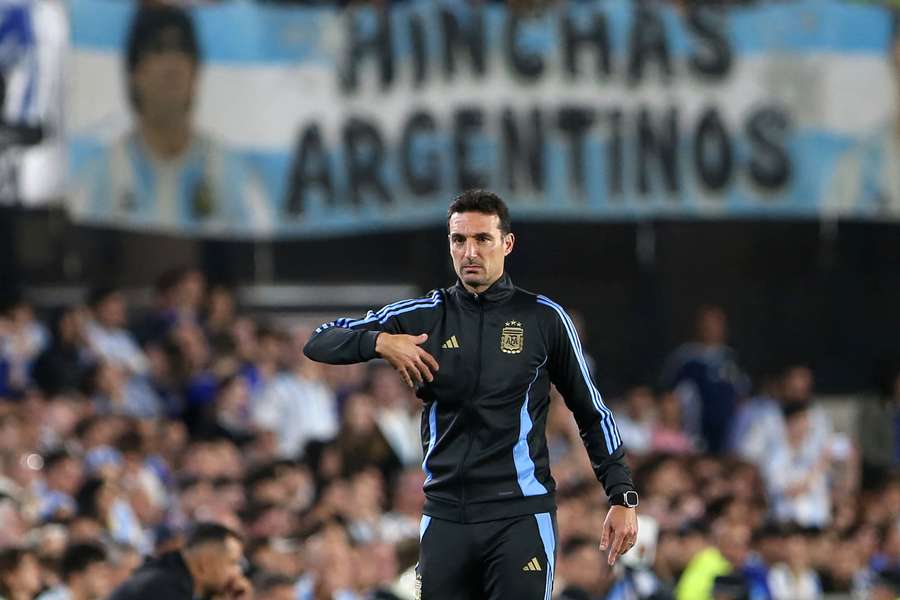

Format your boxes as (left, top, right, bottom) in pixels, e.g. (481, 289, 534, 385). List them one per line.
(608, 490, 639, 508)
(374, 332, 386, 356)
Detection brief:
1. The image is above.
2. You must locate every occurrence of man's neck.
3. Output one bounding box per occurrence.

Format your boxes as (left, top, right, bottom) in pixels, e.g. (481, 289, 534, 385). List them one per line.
(181, 551, 204, 598)
(139, 118, 192, 160)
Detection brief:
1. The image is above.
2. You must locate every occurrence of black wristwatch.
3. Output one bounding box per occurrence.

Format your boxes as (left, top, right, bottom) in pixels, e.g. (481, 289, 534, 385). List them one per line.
(609, 490, 639, 508)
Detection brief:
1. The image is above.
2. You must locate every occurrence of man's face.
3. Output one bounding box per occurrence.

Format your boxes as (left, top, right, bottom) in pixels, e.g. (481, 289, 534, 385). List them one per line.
(562, 545, 611, 592)
(697, 307, 726, 346)
(47, 457, 84, 496)
(448, 211, 514, 293)
(132, 28, 196, 121)
(196, 537, 245, 596)
(76, 561, 112, 600)
(10, 554, 42, 596)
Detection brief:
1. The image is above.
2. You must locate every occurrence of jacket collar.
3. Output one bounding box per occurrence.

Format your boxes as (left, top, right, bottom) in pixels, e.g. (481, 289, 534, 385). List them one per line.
(451, 272, 516, 306)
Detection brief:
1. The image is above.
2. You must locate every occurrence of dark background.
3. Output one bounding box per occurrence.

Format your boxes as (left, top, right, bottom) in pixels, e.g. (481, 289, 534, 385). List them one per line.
(4, 205, 898, 396)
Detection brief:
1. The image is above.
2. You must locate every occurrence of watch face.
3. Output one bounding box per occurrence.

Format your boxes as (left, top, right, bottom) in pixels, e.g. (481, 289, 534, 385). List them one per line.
(624, 491, 639, 507)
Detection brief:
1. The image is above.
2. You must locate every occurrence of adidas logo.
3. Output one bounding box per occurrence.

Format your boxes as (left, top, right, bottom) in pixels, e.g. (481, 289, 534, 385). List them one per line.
(442, 335, 460, 349)
(522, 557, 542, 572)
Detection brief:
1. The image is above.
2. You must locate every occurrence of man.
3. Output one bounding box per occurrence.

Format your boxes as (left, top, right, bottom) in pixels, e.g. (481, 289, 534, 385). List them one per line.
(71, 5, 270, 234)
(251, 573, 295, 600)
(253, 327, 339, 459)
(85, 287, 147, 377)
(108, 522, 251, 600)
(676, 519, 768, 600)
(37, 448, 83, 523)
(36, 542, 111, 600)
(556, 536, 621, 600)
(304, 190, 638, 599)
(0, 547, 41, 600)
(825, 11, 900, 218)
(659, 305, 749, 454)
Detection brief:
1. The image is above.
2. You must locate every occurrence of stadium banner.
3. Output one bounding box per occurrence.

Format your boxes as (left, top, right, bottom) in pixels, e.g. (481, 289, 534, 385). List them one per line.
(66, 0, 898, 237)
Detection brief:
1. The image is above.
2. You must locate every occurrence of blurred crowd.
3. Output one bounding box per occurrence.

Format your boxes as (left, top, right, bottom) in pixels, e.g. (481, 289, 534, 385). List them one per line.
(0, 269, 898, 600)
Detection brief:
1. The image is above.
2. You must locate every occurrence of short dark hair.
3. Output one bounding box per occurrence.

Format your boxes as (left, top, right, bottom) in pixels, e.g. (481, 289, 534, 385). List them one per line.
(125, 6, 200, 111)
(560, 535, 594, 557)
(185, 522, 243, 550)
(781, 400, 810, 420)
(43, 448, 76, 471)
(60, 542, 106, 581)
(126, 6, 199, 74)
(87, 286, 119, 310)
(0, 547, 32, 576)
(447, 190, 512, 236)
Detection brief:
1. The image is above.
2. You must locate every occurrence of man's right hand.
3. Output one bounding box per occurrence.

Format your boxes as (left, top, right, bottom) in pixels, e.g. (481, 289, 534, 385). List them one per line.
(375, 333, 440, 388)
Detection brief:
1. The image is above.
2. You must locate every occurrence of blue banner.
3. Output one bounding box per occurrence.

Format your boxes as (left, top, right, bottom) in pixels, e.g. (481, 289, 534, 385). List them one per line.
(66, 0, 899, 237)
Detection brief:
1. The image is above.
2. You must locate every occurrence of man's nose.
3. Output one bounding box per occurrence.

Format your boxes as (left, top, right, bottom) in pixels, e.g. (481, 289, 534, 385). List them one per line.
(465, 241, 479, 258)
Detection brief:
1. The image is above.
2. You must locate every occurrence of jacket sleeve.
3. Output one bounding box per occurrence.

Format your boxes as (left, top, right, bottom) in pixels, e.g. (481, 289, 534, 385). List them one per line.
(303, 290, 440, 365)
(538, 296, 635, 498)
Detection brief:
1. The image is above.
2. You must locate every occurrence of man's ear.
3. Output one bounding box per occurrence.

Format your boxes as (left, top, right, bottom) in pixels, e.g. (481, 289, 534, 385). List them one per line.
(504, 233, 515, 256)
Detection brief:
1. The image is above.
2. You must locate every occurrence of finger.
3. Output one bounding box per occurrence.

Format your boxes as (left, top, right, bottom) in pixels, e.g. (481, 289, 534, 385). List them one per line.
(414, 333, 428, 344)
(419, 349, 440, 373)
(608, 529, 627, 566)
(599, 520, 611, 551)
(406, 363, 424, 386)
(398, 368, 414, 388)
(414, 357, 433, 383)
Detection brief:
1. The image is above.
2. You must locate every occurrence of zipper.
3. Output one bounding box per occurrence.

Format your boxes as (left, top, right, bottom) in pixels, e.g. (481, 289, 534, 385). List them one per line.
(457, 294, 484, 522)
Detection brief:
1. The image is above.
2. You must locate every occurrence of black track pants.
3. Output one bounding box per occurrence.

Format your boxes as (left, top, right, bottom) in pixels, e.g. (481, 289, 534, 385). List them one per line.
(416, 512, 558, 600)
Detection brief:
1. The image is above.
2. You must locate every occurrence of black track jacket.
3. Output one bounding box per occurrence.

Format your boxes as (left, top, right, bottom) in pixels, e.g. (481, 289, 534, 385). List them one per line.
(304, 273, 634, 523)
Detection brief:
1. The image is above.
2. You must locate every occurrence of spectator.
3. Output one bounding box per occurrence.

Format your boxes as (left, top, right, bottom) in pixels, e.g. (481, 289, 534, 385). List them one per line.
(336, 391, 400, 477)
(137, 267, 205, 346)
(0, 547, 42, 600)
(252, 572, 295, 600)
(0, 291, 48, 396)
(660, 305, 749, 454)
(556, 536, 635, 600)
(650, 390, 695, 455)
(204, 283, 237, 353)
(675, 519, 758, 600)
(734, 366, 832, 473)
(369, 362, 422, 467)
(253, 328, 338, 459)
(75, 476, 148, 553)
(38, 449, 84, 523)
(869, 568, 900, 600)
(36, 542, 111, 600)
(764, 403, 832, 527)
(84, 287, 148, 377)
(615, 386, 656, 456)
(31, 306, 92, 397)
(109, 522, 249, 600)
(766, 525, 822, 600)
(857, 367, 900, 482)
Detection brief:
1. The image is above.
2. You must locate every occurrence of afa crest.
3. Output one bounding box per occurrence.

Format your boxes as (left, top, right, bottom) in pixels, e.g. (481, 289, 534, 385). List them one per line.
(500, 321, 524, 354)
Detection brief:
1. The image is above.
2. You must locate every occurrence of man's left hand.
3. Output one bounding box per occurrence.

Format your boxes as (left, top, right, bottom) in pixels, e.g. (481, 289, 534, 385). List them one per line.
(599, 505, 638, 566)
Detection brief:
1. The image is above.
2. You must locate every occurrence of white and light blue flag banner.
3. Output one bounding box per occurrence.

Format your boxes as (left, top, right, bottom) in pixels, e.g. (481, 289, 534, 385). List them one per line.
(67, 0, 898, 237)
